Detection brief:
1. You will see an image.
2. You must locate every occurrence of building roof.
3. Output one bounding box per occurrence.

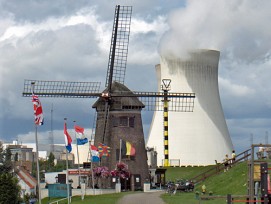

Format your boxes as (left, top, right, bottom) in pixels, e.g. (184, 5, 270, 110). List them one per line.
(92, 81, 145, 110)
(16, 166, 37, 189)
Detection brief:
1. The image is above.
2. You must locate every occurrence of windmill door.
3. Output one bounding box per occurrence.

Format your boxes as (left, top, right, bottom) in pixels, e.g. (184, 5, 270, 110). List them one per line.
(121, 177, 131, 191)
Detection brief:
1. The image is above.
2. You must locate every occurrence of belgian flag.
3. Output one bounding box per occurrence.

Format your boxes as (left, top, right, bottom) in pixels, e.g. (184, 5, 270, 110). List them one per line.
(121, 140, 136, 156)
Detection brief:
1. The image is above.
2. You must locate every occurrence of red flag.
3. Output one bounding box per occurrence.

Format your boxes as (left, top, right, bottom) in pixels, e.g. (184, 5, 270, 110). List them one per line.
(74, 125, 84, 134)
(32, 94, 44, 125)
(90, 145, 100, 162)
(74, 125, 88, 145)
(64, 121, 72, 153)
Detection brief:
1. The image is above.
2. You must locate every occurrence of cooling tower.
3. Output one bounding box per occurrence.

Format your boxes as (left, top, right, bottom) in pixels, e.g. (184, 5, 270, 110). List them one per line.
(146, 49, 233, 166)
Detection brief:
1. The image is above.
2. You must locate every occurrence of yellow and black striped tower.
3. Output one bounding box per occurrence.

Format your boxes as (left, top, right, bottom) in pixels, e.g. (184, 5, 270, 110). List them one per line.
(161, 79, 171, 167)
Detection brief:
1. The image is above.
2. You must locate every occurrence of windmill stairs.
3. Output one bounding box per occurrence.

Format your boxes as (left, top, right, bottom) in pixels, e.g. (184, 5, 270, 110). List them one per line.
(190, 149, 251, 184)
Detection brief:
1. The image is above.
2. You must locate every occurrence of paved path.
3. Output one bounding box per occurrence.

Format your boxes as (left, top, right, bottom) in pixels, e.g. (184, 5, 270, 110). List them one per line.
(117, 191, 165, 204)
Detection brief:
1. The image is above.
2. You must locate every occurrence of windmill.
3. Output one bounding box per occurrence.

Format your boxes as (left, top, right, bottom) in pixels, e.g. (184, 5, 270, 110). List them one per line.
(22, 5, 195, 189)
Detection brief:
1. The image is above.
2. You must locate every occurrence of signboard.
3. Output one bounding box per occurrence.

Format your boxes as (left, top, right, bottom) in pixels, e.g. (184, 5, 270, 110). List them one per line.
(48, 184, 72, 198)
(254, 164, 261, 181)
(83, 162, 91, 168)
(68, 169, 91, 175)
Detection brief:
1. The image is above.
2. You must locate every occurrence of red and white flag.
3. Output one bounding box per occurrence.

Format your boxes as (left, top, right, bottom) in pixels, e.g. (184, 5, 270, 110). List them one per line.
(32, 94, 44, 125)
(64, 121, 72, 153)
(74, 125, 84, 135)
(74, 125, 88, 145)
(90, 145, 100, 162)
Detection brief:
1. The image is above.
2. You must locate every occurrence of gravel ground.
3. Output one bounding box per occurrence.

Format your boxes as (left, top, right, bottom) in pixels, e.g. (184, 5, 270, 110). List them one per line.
(117, 191, 165, 204)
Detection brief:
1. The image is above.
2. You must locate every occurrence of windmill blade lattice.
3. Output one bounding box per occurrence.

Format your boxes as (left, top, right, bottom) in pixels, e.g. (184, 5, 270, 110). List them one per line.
(96, 91, 195, 112)
(105, 5, 132, 89)
(129, 91, 195, 112)
(22, 79, 101, 98)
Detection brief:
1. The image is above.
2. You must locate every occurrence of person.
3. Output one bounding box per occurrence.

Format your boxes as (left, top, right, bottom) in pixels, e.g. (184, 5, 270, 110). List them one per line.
(231, 150, 236, 167)
(258, 145, 265, 159)
(223, 154, 229, 172)
(201, 184, 206, 194)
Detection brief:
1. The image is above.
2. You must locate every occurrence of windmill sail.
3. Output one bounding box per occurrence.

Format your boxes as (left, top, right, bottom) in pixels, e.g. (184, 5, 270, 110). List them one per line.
(106, 5, 132, 89)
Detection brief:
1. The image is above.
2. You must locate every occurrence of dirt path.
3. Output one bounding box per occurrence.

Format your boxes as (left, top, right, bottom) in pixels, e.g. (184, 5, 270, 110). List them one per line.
(117, 191, 165, 204)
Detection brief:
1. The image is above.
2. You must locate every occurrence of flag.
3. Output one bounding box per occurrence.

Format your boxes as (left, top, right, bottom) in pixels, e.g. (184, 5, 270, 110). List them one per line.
(64, 122, 72, 153)
(74, 125, 88, 145)
(121, 140, 135, 156)
(98, 143, 110, 157)
(32, 94, 44, 125)
(90, 145, 100, 162)
(74, 125, 84, 134)
(76, 138, 88, 145)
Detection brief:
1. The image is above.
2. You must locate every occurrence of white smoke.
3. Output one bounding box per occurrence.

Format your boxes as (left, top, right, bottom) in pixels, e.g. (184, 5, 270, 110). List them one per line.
(159, 0, 271, 62)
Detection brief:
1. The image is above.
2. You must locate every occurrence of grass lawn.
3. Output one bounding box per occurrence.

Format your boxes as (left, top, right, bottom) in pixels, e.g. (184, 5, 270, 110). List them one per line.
(42, 161, 248, 204)
(42, 192, 132, 204)
(162, 161, 248, 204)
(162, 192, 228, 204)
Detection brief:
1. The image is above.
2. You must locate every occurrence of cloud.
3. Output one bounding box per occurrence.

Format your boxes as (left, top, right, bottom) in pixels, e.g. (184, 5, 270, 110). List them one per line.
(0, 0, 270, 155)
(17, 128, 93, 144)
(159, 0, 271, 62)
(227, 118, 270, 151)
(219, 77, 253, 97)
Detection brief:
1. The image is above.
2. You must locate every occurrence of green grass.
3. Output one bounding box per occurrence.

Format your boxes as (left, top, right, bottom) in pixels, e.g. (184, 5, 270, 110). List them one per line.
(42, 162, 248, 204)
(164, 165, 214, 181)
(194, 162, 247, 195)
(42, 192, 132, 204)
(162, 162, 248, 204)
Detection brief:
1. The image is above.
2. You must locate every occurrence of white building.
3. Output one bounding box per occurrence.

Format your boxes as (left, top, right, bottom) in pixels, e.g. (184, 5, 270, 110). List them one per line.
(16, 166, 37, 197)
(2, 141, 90, 165)
(147, 50, 233, 166)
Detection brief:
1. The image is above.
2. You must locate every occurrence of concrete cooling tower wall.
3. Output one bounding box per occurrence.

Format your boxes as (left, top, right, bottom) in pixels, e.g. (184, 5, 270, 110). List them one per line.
(146, 49, 233, 166)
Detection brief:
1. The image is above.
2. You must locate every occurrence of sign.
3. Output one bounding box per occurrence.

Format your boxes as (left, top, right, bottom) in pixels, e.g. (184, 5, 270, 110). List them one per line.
(254, 164, 261, 181)
(68, 169, 91, 175)
(83, 162, 91, 168)
(48, 184, 72, 198)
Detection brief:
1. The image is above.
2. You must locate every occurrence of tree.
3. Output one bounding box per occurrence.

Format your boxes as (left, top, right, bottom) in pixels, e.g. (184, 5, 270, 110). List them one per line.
(0, 142, 12, 174)
(0, 141, 4, 164)
(48, 152, 55, 171)
(0, 142, 22, 203)
(14, 152, 18, 162)
(0, 173, 21, 204)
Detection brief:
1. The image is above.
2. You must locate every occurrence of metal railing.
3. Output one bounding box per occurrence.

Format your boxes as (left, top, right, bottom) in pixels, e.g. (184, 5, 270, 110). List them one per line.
(190, 149, 251, 184)
(48, 196, 71, 204)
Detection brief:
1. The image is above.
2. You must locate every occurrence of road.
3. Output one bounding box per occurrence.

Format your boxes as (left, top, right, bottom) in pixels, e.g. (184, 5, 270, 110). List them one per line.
(117, 191, 165, 204)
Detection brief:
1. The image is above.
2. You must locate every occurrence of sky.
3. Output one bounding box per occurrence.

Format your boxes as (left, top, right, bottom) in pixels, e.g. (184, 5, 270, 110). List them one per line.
(0, 0, 271, 154)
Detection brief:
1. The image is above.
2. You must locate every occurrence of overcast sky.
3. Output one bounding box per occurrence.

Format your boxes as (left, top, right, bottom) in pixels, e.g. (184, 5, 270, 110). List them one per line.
(0, 0, 270, 154)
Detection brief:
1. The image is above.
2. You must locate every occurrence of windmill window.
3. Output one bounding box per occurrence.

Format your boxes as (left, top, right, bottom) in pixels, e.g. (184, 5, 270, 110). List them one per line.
(119, 116, 128, 126)
(129, 117, 135, 127)
(114, 116, 135, 127)
(113, 117, 119, 127)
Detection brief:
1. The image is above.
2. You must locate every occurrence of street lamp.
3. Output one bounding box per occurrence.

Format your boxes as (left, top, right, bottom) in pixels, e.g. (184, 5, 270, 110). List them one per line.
(161, 79, 171, 167)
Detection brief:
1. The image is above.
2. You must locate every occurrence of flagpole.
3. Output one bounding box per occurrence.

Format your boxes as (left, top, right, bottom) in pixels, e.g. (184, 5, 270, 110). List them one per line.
(31, 82, 41, 204)
(66, 148, 70, 204)
(118, 139, 122, 186)
(119, 139, 122, 163)
(35, 125, 41, 204)
(90, 157, 95, 195)
(73, 120, 81, 188)
(89, 126, 94, 191)
(64, 118, 70, 204)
